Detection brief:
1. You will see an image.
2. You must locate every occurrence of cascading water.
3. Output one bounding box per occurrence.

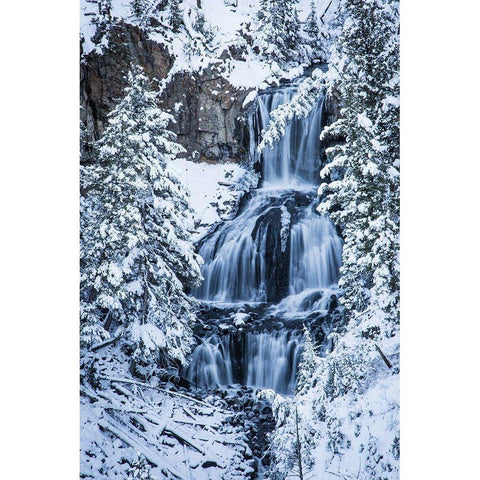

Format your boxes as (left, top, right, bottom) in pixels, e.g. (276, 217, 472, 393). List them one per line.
(186, 81, 343, 394)
(251, 86, 325, 187)
(185, 330, 302, 394)
(289, 209, 343, 294)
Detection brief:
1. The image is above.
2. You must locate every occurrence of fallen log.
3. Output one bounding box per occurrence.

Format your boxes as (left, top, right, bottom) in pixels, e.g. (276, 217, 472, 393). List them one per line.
(97, 419, 187, 479)
(90, 336, 120, 352)
(100, 376, 226, 411)
(164, 428, 204, 454)
(375, 344, 393, 369)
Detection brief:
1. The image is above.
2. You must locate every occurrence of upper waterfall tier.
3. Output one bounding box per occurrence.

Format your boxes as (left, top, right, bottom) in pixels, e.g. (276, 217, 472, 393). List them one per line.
(193, 81, 342, 305)
(249, 86, 325, 187)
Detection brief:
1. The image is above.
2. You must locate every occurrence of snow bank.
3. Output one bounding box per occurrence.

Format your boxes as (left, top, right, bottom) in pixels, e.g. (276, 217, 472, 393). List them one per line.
(168, 158, 258, 241)
(80, 345, 254, 479)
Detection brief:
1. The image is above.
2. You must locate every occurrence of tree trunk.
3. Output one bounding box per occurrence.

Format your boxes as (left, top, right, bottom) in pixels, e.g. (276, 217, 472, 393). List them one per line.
(295, 407, 304, 480)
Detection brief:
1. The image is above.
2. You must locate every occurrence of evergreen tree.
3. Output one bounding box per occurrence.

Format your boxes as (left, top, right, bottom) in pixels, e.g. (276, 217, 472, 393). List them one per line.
(183, 6, 215, 58)
(296, 326, 319, 395)
(169, 0, 183, 32)
(130, 0, 183, 32)
(303, 0, 325, 61)
(256, 0, 301, 64)
(318, 0, 400, 337)
(268, 398, 316, 480)
(91, 0, 113, 46)
(80, 66, 203, 370)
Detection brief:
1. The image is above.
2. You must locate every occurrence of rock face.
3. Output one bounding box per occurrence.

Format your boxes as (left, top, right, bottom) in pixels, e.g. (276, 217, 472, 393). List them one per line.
(81, 22, 253, 163)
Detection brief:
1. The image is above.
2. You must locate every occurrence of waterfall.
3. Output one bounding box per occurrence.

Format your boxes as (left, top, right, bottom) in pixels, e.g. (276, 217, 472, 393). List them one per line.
(289, 209, 343, 294)
(192, 191, 292, 303)
(188, 79, 343, 393)
(185, 331, 303, 394)
(253, 87, 325, 187)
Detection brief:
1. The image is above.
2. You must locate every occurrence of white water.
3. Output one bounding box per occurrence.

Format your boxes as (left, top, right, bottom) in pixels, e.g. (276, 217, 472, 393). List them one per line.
(252, 86, 325, 187)
(185, 331, 303, 394)
(187, 83, 343, 394)
(289, 209, 343, 294)
(192, 192, 282, 303)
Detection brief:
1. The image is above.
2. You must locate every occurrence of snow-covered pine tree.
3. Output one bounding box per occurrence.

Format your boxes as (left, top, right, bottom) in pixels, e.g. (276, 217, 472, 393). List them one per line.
(80, 65, 203, 372)
(256, 0, 301, 65)
(90, 0, 113, 46)
(126, 454, 156, 480)
(303, 0, 325, 61)
(130, 0, 183, 33)
(130, 0, 158, 29)
(296, 326, 319, 395)
(169, 0, 183, 32)
(183, 5, 215, 58)
(267, 397, 316, 480)
(318, 0, 400, 338)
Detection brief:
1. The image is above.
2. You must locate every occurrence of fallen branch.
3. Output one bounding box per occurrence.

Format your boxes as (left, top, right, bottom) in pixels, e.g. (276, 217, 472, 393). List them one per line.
(164, 428, 204, 454)
(97, 419, 187, 479)
(90, 335, 120, 352)
(80, 386, 99, 403)
(375, 344, 393, 369)
(101, 376, 225, 411)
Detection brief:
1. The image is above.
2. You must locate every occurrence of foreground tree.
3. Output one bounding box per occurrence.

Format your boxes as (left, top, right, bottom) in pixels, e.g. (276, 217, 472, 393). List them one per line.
(318, 0, 400, 336)
(80, 66, 202, 372)
(296, 326, 320, 395)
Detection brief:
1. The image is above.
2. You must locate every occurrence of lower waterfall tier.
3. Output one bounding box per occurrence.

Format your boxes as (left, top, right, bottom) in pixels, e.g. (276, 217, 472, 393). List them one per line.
(184, 330, 303, 394)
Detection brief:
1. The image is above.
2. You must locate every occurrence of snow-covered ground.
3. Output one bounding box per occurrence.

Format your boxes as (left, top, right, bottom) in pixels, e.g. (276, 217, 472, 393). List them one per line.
(81, 345, 254, 479)
(168, 158, 258, 241)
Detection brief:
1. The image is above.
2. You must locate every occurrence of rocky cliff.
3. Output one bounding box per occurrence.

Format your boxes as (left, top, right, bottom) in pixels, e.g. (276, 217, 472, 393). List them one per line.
(81, 22, 253, 163)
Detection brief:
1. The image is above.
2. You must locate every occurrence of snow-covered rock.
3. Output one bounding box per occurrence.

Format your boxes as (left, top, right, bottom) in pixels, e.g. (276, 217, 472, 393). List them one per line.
(168, 157, 258, 241)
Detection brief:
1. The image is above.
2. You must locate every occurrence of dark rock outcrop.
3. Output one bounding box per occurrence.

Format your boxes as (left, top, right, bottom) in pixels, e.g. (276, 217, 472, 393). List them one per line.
(81, 22, 253, 162)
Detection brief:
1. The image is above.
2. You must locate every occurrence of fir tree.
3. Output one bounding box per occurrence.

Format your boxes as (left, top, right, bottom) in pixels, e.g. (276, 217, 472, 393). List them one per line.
(296, 326, 319, 395)
(169, 0, 183, 32)
(130, 0, 163, 29)
(91, 0, 113, 46)
(318, 0, 400, 337)
(183, 6, 215, 58)
(130, 0, 183, 32)
(303, 0, 325, 61)
(80, 66, 203, 370)
(256, 0, 301, 64)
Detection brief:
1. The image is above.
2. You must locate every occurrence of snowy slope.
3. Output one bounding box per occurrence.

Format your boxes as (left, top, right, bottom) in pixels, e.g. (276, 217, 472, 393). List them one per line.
(80, 0, 339, 89)
(81, 345, 254, 480)
(168, 158, 258, 241)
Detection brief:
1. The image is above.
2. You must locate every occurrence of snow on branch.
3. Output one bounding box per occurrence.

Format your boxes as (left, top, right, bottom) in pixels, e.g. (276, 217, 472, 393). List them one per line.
(258, 69, 326, 152)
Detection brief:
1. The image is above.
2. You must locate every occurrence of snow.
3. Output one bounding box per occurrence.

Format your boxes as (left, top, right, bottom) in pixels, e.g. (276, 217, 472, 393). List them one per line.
(242, 90, 258, 108)
(231, 312, 251, 327)
(167, 157, 258, 241)
(307, 368, 399, 480)
(80, 345, 254, 480)
(81, 0, 339, 89)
